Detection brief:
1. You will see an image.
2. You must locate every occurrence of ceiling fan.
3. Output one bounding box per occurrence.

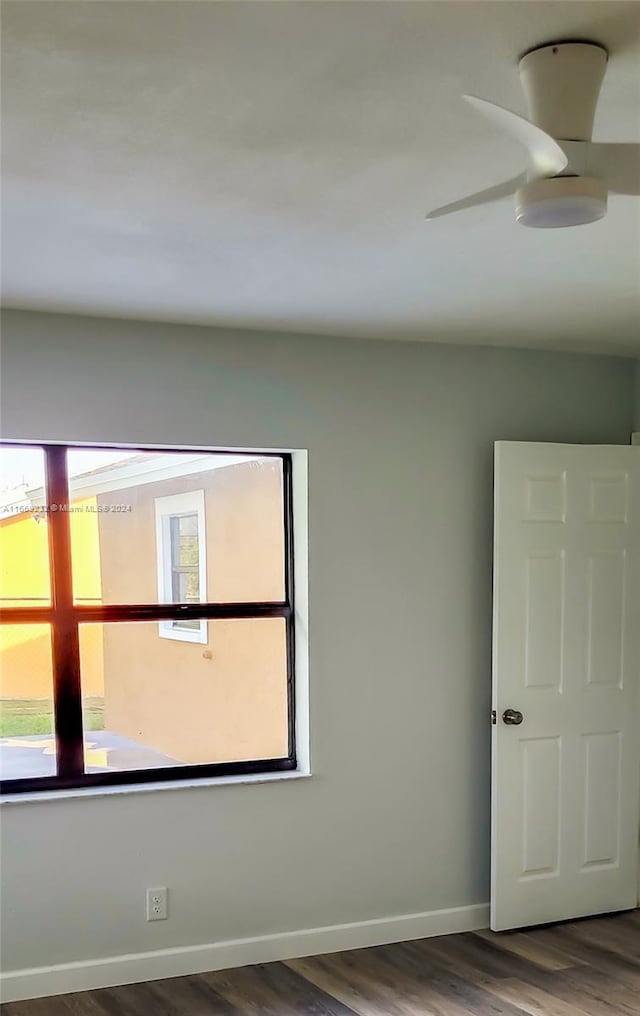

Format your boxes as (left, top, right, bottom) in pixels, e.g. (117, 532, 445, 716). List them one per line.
(426, 41, 640, 227)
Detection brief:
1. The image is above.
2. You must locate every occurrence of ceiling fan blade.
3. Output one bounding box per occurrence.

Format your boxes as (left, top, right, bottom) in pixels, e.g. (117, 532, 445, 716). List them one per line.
(425, 173, 526, 220)
(464, 95, 568, 177)
(587, 143, 640, 195)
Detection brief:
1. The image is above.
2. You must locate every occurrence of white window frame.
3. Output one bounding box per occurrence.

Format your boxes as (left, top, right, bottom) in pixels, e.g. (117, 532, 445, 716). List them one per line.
(154, 489, 207, 644)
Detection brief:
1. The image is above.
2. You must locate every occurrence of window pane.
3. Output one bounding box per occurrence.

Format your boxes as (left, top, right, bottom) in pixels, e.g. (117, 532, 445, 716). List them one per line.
(67, 449, 285, 604)
(172, 614, 200, 632)
(79, 618, 288, 772)
(0, 625, 56, 780)
(0, 446, 51, 606)
(170, 513, 200, 603)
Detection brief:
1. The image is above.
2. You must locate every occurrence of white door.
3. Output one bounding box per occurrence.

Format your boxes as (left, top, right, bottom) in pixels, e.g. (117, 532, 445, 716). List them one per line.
(491, 441, 640, 932)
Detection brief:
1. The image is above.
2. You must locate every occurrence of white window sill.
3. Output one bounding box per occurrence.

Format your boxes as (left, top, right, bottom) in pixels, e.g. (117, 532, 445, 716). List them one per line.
(0, 768, 311, 805)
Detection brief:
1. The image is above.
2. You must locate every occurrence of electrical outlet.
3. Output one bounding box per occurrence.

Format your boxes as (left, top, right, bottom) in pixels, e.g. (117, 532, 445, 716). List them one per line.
(146, 887, 168, 921)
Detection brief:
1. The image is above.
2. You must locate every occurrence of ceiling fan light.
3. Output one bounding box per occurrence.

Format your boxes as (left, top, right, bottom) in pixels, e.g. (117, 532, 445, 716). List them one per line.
(515, 176, 607, 228)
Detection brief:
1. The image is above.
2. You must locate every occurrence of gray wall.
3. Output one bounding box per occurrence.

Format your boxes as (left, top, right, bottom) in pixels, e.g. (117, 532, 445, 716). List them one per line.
(635, 359, 640, 430)
(0, 309, 636, 972)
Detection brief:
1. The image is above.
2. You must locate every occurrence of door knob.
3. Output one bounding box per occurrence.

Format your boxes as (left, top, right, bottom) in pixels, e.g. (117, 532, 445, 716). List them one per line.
(502, 708, 524, 725)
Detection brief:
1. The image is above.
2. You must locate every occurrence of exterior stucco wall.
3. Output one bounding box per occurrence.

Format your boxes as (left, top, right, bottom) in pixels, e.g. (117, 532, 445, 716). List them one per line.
(0, 496, 104, 699)
(97, 460, 287, 763)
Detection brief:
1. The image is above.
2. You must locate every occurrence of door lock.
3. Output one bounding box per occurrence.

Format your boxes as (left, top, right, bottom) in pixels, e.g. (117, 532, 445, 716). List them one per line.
(502, 708, 524, 725)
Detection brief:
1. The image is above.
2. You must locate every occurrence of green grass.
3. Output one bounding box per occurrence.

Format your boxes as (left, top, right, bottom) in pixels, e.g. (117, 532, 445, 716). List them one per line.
(0, 698, 104, 738)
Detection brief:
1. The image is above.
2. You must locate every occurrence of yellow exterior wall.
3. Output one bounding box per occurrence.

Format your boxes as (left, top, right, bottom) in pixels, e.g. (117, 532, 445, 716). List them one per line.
(0, 624, 54, 700)
(0, 498, 104, 698)
(0, 510, 50, 607)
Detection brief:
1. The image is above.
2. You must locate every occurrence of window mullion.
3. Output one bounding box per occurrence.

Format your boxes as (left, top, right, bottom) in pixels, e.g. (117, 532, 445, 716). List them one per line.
(45, 445, 85, 779)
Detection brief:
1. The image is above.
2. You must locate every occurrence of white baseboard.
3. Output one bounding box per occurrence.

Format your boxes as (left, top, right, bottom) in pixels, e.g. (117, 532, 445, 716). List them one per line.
(0, 901, 489, 1003)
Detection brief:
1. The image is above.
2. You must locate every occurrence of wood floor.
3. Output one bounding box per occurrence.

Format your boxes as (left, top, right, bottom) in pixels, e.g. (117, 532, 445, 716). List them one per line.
(2, 910, 639, 1015)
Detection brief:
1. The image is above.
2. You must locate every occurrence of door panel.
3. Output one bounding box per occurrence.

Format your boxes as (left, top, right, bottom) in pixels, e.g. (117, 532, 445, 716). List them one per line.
(491, 442, 640, 931)
(586, 552, 625, 687)
(521, 736, 561, 877)
(524, 552, 564, 689)
(582, 731, 621, 869)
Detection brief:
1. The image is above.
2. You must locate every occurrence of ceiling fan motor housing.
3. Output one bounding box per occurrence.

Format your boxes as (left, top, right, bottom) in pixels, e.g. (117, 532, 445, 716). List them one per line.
(519, 42, 608, 142)
(515, 175, 607, 228)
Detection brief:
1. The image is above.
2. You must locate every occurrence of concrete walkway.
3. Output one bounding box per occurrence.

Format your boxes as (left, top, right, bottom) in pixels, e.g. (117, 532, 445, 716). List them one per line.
(0, 730, 180, 780)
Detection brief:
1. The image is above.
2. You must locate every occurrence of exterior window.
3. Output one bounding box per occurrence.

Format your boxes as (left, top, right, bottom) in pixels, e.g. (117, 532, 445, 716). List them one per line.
(155, 491, 206, 643)
(0, 443, 295, 793)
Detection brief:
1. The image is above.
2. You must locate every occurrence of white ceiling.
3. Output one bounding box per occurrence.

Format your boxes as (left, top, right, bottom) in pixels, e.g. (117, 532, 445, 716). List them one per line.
(2, 1, 639, 354)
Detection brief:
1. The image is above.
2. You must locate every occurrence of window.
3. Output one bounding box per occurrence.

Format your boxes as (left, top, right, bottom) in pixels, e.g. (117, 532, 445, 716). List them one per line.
(0, 443, 296, 793)
(155, 490, 207, 643)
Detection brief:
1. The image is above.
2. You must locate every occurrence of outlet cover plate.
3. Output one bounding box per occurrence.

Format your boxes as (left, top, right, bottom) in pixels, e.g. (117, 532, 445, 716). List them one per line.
(146, 887, 168, 921)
